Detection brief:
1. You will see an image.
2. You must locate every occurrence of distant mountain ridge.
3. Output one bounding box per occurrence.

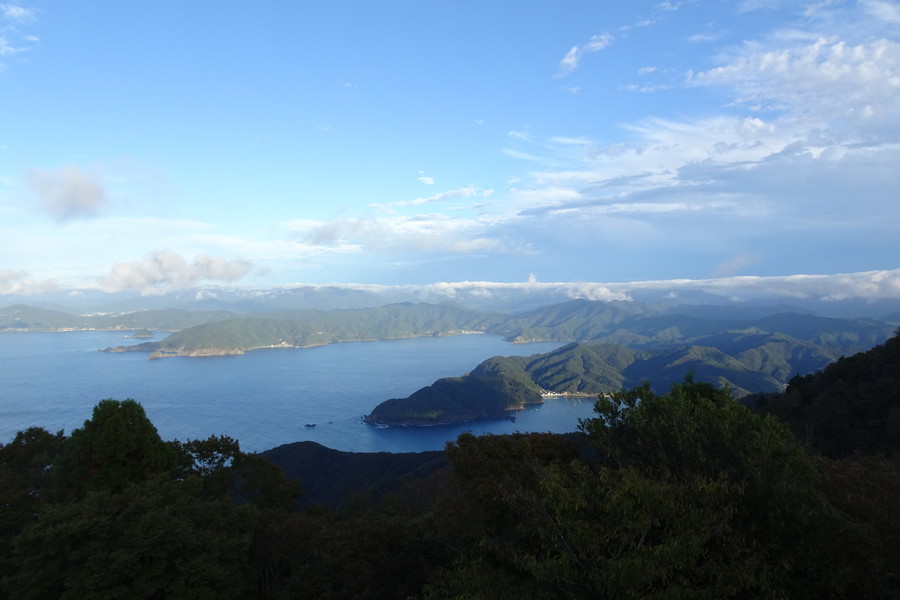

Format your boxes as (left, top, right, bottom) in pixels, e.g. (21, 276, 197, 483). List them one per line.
(102, 303, 501, 358)
(362, 301, 895, 425)
(89, 298, 894, 358)
(4, 299, 895, 426)
(364, 341, 798, 426)
(0, 304, 238, 332)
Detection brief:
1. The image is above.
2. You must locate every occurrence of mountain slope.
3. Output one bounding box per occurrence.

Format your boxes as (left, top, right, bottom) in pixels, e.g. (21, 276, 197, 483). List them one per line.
(104, 303, 502, 357)
(750, 330, 900, 457)
(364, 340, 793, 426)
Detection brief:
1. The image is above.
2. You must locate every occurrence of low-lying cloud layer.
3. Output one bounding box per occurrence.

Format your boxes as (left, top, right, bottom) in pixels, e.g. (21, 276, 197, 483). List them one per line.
(401, 269, 900, 303)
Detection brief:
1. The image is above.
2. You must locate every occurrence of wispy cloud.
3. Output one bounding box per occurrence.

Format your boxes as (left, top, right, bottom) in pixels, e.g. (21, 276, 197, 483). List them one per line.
(27, 166, 109, 221)
(556, 33, 614, 77)
(688, 31, 726, 43)
(622, 82, 673, 93)
(0, 3, 37, 65)
(863, 0, 900, 23)
(370, 185, 487, 211)
(1, 4, 35, 23)
(285, 212, 526, 260)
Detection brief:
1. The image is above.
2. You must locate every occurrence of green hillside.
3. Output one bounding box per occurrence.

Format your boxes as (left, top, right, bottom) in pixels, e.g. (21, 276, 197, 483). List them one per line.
(491, 299, 891, 354)
(364, 339, 799, 425)
(105, 302, 502, 357)
(0, 305, 93, 330)
(750, 330, 900, 457)
(0, 304, 237, 332)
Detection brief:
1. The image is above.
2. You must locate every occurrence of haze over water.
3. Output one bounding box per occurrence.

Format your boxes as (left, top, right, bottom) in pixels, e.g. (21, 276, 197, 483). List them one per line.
(0, 331, 596, 453)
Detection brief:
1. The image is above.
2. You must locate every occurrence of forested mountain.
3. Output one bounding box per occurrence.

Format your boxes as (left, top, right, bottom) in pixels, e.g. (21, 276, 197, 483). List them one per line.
(0, 304, 238, 332)
(364, 309, 895, 426)
(261, 441, 445, 507)
(497, 299, 891, 354)
(104, 303, 501, 357)
(365, 341, 794, 425)
(749, 330, 900, 457)
(92, 298, 894, 361)
(7, 298, 889, 427)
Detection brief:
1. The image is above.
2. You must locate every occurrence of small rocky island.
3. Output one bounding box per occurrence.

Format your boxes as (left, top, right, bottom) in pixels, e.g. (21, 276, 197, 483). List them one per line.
(126, 329, 155, 339)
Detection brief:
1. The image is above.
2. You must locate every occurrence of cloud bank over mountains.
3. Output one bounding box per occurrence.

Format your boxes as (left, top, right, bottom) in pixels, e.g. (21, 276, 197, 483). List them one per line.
(4, 262, 900, 320)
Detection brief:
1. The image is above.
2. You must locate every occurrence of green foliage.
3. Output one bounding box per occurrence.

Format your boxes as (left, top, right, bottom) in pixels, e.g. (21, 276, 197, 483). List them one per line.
(6, 363, 900, 599)
(819, 455, 900, 596)
(495, 299, 891, 354)
(58, 398, 178, 494)
(0, 428, 67, 581)
(579, 377, 851, 597)
(424, 378, 855, 599)
(0, 402, 306, 599)
(752, 331, 900, 457)
(3, 476, 256, 600)
(0, 303, 238, 332)
(367, 340, 799, 426)
(115, 302, 501, 356)
(257, 506, 448, 600)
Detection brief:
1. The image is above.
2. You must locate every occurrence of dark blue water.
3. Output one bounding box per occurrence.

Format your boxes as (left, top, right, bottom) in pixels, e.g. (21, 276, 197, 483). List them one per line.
(0, 332, 598, 453)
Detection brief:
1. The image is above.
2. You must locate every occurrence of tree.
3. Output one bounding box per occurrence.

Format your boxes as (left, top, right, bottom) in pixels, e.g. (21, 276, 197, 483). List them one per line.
(751, 331, 900, 457)
(57, 399, 177, 495)
(423, 378, 854, 599)
(0, 428, 67, 584)
(2, 476, 256, 600)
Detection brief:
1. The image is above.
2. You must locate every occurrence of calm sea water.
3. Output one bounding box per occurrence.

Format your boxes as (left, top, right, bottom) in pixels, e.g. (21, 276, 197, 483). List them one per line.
(0, 331, 599, 453)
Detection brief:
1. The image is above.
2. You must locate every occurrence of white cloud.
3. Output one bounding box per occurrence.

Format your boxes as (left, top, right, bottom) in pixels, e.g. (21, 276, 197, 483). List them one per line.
(691, 36, 900, 130)
(621, 269, 900, 301)
(0, 3, 37, 66)
(863, 0, 900, 23)
(286, 212, 525, 258)
(100, 251, 253, 295)
(688, 31, 725, 43)
(1, 4, 35, 23)
(622, 83, 673, 93)
(424, 279, 631, 302)
(558, 46, 579, 77)
(417, 176, 435, 185)
(549, 136, 594, 145)
(556, 32, 614, 77)
(376, 269, 900, 304)
(27, 166, 109, 221)
(0, 269, 36, 294)
(507, 129, 532, 141)
(370, 185, 485, 210)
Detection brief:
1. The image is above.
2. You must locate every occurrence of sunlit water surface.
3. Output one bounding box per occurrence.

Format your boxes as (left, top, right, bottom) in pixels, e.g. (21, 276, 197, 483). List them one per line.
(0, 332, 599, 452)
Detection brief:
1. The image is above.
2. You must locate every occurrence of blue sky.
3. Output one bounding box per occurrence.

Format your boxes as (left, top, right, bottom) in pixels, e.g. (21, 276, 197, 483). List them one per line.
(1, 1, 899, 301)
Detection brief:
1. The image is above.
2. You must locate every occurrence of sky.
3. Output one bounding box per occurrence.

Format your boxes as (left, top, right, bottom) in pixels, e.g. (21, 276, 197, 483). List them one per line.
(1, 0, 899, 301)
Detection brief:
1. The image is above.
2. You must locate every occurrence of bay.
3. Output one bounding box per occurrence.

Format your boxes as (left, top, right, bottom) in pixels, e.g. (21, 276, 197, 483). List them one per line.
(0, 331, 598, 453)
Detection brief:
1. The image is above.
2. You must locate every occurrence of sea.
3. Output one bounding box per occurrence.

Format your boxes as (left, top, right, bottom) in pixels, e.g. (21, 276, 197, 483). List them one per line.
(0, 331, 599, 453)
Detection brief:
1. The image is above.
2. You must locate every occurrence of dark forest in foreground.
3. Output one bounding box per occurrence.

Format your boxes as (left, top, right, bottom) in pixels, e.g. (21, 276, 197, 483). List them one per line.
(1, 332, 899, 598)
